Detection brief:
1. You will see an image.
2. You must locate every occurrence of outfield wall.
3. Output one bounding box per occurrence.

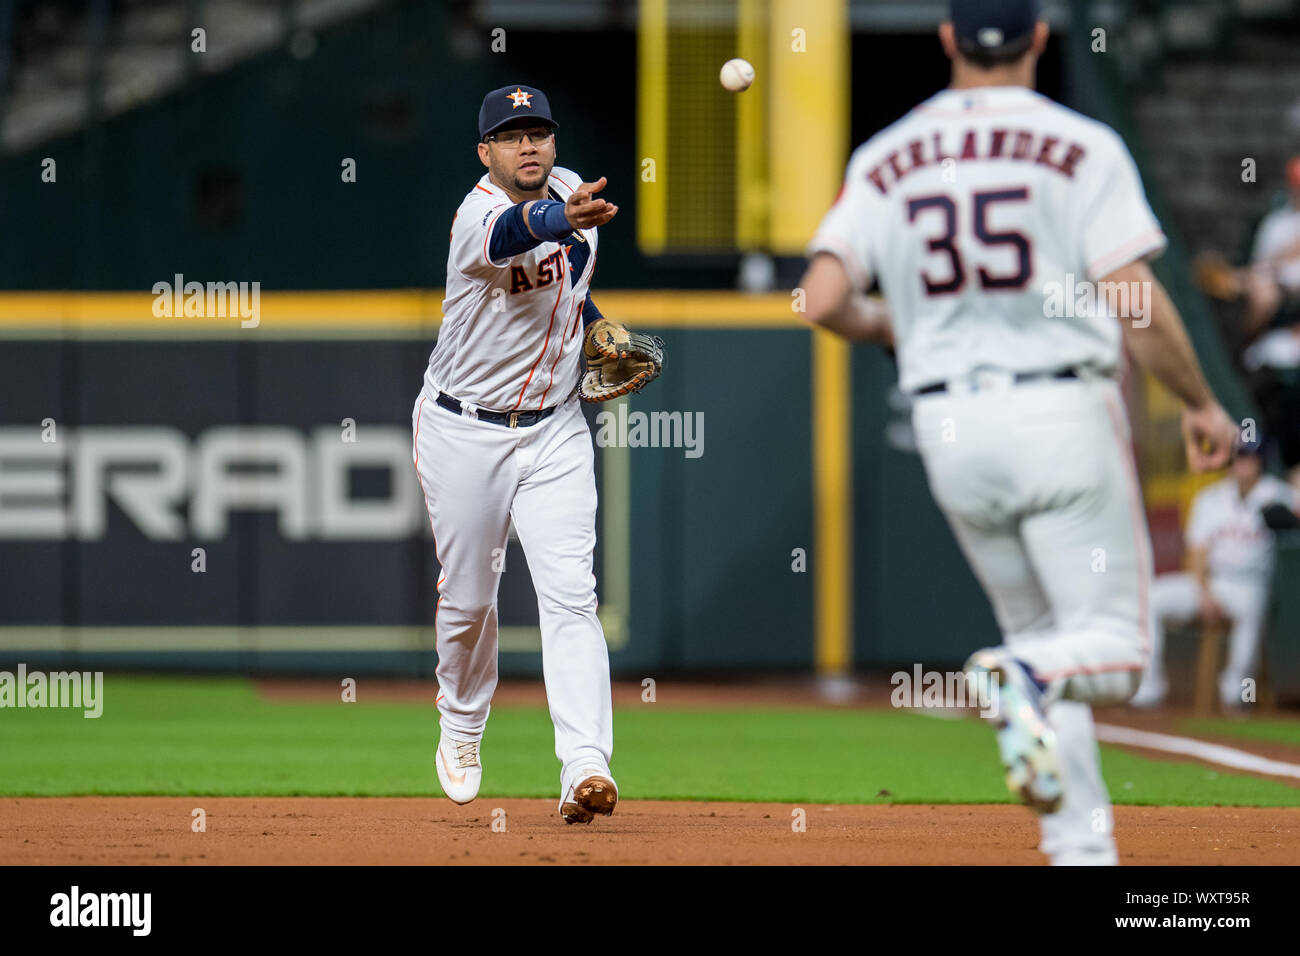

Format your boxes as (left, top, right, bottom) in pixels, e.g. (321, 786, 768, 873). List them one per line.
(0, 290, 1003, 678)
(3, 291, 1295, 691)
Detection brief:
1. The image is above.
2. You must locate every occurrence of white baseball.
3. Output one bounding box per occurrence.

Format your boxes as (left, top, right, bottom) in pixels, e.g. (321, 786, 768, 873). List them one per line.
(720, 58, 755, 92)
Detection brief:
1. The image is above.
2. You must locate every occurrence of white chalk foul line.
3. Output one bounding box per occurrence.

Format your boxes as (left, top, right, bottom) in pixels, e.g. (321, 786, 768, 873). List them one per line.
(1095, 723, 1300, 781)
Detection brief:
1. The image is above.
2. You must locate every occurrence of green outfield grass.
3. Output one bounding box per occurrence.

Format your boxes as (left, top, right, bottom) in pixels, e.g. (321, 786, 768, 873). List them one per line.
(1179, 717, 1300, 749)
(0, 677, 1297, 806)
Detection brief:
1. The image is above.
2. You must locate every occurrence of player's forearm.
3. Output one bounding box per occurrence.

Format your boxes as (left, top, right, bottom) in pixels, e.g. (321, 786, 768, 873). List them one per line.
(820, 294, 893, 345)
(488, 201, 574, 260)
(800, 254, 893, 344)
(1109, 261, 1216, 410)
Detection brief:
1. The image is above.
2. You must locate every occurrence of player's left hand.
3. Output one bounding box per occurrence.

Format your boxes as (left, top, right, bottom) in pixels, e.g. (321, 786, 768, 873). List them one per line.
(578, 318, 664, 402)
(566, 177, 619, 231)
(1181, 402, 1238, 472)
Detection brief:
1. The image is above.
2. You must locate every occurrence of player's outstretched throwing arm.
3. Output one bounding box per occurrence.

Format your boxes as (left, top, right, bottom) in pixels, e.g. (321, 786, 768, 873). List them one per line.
(493, 174, 620, 252)
(473, 175, 665, 403)
(485, 177, 664, 403)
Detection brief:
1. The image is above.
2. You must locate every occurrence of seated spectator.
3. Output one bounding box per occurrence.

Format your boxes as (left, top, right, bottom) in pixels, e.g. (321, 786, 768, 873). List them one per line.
(1245, 156, 1300, 335)
(1243, 156, 1300, 488)
(1132, 435, 1300, 709)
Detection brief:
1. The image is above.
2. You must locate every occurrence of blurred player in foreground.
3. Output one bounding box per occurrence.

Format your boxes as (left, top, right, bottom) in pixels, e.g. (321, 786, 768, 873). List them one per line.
(1132, 435, 1300, 710)
(799, 0, 1238, 864)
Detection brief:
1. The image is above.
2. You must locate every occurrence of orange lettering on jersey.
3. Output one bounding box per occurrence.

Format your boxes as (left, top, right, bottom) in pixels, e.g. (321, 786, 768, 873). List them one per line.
(535, 249, 564, 287)
(988, 129, 1009, 159)
(860, 128, 1089, 196)
(1034, 136, 1060, 168)
(1011, 130, 1034, 160)
(510, 266, 533, 294)
(866, 166, 889, 196)
(1058, 143, 1086, 178)
(885, 151, 907, 181)
(960, 130, 979, 160)
(907, 139, 927, 173)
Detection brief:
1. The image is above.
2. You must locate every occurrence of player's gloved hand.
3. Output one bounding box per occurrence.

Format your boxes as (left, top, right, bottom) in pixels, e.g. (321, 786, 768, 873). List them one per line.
(565, 177, 619, 231)
(578, 318, 664, 403)
(1181, 402, 1238, 472)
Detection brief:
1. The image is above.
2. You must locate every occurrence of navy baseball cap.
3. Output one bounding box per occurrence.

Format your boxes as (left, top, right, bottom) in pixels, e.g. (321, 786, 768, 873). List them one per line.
(478, 85, 559, 140)
(949, 0, 1039, 51)
(1237, 431, 1264, 457)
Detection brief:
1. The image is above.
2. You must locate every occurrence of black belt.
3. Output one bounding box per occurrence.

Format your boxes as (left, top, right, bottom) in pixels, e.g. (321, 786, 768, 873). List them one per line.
(913, 368, 1080, 396)
(435, 391, 557, 428)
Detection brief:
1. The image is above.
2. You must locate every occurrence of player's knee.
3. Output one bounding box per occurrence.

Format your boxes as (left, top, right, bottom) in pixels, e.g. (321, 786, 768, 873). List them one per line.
(1068, 667, 1141, 707)
(437, 597, 496, 627)
(538, 584, 598, 618)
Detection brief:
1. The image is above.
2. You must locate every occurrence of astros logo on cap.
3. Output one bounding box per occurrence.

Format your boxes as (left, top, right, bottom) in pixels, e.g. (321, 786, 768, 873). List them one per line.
(508, 88, 534, 109)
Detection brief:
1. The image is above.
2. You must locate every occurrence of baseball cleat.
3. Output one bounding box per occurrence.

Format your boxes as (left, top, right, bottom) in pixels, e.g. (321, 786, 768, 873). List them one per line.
(559, 770, 618, 824)
(1128, 685, 1167, 709)
(965, 650, 1063, 814)
(1130, 670, 1168, 709)
(435, 734, 482, 805)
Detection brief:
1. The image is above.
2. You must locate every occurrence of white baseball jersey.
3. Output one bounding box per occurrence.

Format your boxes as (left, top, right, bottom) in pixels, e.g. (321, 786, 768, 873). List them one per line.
(809, 86, 1167, 393)
(425, 166, 598, 412)
(412, 164, 614, 798)
(1185, 474, 1299, 579)
(1251, 203, 1300, 295)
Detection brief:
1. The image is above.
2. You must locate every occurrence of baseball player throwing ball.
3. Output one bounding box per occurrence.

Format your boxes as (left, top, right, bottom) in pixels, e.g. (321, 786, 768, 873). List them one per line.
(800, 0, 1238, 864)
(411, 84, 664, 823)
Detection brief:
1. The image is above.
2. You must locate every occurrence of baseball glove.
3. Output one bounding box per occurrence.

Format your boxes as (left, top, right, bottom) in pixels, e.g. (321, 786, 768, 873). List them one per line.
(578, 318, 665, 402)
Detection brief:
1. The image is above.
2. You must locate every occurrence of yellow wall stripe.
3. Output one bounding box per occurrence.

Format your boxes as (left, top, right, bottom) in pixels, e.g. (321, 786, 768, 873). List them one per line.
(0, 290, 806, 334)
(0, 290, 442, 325)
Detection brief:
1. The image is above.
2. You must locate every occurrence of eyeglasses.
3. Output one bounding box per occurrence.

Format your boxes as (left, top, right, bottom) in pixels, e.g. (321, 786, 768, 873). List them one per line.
(486, 127, 554, 148)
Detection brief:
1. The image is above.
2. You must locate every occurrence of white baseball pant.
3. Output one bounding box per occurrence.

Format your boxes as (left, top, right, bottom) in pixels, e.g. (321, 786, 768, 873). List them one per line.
(913, 374, 1154, 864)
(412, 388, 613, 794)
(1133, 572, 1270, 708)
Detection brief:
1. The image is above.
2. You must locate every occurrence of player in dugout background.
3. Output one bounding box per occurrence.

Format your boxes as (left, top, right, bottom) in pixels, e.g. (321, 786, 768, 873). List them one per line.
(1132, 433, 1300, 710)
(798, 0, 1239, 864)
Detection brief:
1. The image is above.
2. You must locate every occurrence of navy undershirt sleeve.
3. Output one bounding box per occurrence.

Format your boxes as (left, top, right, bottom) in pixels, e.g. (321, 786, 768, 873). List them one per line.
(487, 201, 573, 261)
(487, 203, 540, 261)
(528, 200, 575, 241)
(582, 291, 603, 327)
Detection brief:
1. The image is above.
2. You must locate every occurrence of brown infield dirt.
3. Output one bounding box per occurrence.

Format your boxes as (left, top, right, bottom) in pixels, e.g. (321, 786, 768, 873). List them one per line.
(5, 680, 1297, 865)
(3, 798, 1297, 865)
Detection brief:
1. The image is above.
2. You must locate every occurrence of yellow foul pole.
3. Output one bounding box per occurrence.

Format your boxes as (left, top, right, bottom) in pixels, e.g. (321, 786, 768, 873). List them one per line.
(768, 0, 853, 677)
